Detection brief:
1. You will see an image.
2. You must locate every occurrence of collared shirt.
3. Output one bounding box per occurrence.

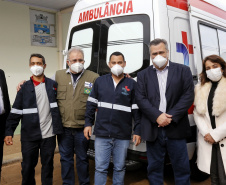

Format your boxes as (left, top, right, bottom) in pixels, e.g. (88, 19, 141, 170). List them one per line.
(31, 76, 54, 138)
(51, 69, 85, 90)
(31, 76, 45, 87)
(66, 68, 85, 90)
(0, 87, 5, 115)
(153, 62, 169, 113)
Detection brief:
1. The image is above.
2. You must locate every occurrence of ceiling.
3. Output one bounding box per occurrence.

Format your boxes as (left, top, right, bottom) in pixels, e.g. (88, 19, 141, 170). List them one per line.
(3, 0, 78, 11)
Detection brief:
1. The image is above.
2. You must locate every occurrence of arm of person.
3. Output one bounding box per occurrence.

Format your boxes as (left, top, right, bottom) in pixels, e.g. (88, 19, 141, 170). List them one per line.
(5, 86, 24, 143)
(1, 70, 11, 116)
(209, 119, 226, 142)
(204, 133, 215, 144)
(132, 81, 141, 135)
(193, 107, 211, 137)
(131, 81, 142, 146)
(4, 136, 13, 145)
(133, 135, 141, 146)
(16, 80, 26, 92)
(135, 72, 162, 124)
(84, 78, 99, 140)
(17, 73, 56, 92)
(167, 67, 194, 124)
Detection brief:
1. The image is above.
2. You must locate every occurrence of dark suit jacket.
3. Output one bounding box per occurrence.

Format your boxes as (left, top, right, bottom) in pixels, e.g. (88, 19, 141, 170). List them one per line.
(0, 69, 10, 139)
(136, 61, 194, 142)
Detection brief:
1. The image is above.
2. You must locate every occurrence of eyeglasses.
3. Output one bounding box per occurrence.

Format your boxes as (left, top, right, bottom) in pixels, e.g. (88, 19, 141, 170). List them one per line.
(68, 59, 84, 63)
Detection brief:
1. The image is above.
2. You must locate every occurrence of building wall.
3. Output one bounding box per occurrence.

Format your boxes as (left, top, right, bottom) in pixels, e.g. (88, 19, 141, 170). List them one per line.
(0, 0, 72, 102)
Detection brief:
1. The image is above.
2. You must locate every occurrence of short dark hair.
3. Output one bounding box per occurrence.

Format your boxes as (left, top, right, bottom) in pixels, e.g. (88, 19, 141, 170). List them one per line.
(109, 51, 125, 61)
(200, 54, 226, 85)
(149, 38, 169, 52)
(29, 53, 46, 65)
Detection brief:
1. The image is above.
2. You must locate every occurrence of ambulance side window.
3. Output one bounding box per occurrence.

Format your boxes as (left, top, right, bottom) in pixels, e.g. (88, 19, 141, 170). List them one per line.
(199, 25, 219, 58)
(106, 22, 144, 74)
(70, 28, 93, 69)
(218, 30, 226, 61)
(199, 24, 226, 61)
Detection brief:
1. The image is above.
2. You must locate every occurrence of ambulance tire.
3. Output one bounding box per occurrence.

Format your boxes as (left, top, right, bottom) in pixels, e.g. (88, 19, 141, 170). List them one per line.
(190, 149, 210, 181)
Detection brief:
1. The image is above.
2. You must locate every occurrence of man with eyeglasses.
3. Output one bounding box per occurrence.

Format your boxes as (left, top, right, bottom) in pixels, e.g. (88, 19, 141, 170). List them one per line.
(16, 47, 99, 184)
(55, 47, 99, 185)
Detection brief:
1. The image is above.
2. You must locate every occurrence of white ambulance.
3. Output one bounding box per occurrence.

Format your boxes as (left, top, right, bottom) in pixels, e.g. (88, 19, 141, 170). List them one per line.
(63, 0, 226, 180)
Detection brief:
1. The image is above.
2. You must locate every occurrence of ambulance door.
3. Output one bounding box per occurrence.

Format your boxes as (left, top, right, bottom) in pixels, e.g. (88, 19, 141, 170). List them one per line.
(98, 15, 150, 77)
(188, 0, 226, 75)
(167, 4, 196, 76)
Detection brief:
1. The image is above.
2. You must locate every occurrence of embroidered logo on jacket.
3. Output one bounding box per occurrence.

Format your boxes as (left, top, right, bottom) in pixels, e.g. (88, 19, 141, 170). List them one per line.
(122, 86, 130, 96)
(84, 82, 93, 88)
(53, 86, 57, 95)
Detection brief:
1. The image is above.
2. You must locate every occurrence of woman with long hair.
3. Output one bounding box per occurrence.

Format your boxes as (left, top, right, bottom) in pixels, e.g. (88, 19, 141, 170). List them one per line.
(194, 54, 226, 184)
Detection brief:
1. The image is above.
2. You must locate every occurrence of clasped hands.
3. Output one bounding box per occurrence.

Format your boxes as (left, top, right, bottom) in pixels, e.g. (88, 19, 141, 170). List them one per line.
(156, 113, 172, 127)
(204, 133, 215, 144)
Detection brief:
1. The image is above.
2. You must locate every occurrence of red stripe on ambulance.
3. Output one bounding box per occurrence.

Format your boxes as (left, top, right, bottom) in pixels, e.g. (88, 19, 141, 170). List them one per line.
(189, 0, 226, 20)
(166, 0, 188, 11)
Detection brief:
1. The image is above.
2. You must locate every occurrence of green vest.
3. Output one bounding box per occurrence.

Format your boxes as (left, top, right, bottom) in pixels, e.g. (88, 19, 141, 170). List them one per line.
(55, 69, 99, 128)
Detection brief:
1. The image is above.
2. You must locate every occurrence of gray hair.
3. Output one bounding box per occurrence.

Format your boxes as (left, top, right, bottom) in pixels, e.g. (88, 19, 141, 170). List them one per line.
(67, 46, 84, 60)
(149, 38, 169, 52)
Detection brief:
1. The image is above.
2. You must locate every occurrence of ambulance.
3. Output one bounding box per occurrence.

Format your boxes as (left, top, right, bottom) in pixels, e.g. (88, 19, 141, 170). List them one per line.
(63, 0, 226, 180)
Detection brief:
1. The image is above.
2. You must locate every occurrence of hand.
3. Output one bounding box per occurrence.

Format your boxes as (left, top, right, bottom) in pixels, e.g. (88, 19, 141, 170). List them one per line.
(84, 126, 92, 140)
(133, 135, 141, 146)
(204, 133, 215, 144)
(4, 136, 13, 145)
(124, 73, 131, 78)
(156, 113, 172, 127)
(16, 80, 26, 92)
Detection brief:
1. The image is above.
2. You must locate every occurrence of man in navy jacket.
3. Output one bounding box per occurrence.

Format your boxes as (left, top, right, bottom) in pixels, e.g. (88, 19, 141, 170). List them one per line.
(136, 39, 194, 185)
(4, 54, 63, 185)
(84, 52, 141, 185)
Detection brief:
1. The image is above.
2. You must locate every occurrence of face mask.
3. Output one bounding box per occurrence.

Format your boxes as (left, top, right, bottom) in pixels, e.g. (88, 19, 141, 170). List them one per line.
(206, 67, 222, 82)
(111, 64, 124, 77)
(153, 55, 167, 68)
(70, 62, 84, 73)
(30, 65, 44, 76)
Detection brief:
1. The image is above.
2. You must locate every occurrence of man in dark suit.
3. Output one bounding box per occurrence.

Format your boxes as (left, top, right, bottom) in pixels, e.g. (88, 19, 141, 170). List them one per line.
(136, 38, 194, 185)
(0, 69, 10, 177)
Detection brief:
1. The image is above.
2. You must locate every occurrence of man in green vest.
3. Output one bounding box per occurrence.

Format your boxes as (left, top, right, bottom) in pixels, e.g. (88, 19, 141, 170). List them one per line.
(56, 47, 99, 185)
(16, 47, 98, 184)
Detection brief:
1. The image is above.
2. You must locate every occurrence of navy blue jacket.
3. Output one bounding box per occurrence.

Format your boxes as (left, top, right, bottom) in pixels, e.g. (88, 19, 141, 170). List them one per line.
(5, 77, 63, 141)
(85, 74, 141, 140)
(0, 69, 10, 140)
(136, 61, 194, 141)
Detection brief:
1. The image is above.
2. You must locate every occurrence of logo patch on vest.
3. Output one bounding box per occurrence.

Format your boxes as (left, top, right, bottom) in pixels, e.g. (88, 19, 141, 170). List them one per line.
(84, 82, 93, 88)
(84, 88, 91, 95)
(122, 86, 130, 96)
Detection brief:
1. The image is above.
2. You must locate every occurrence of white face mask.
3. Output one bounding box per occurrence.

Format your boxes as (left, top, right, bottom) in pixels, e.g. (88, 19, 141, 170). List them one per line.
(30, 65, 44, 76)
(206, 67, 223, 82)
(153, 55, 167, 68)
(70, 62, 84, 73)
(111, 64, 124, 77)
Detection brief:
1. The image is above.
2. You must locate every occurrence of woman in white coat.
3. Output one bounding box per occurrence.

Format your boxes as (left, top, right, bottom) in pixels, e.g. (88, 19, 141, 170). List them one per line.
(194, 55, 226, 185)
